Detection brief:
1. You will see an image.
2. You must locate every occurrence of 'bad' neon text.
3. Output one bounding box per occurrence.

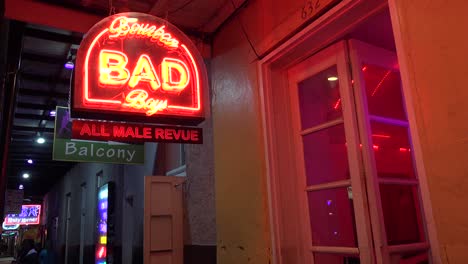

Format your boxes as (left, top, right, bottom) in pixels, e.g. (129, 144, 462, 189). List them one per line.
(98, 50, 190, 93)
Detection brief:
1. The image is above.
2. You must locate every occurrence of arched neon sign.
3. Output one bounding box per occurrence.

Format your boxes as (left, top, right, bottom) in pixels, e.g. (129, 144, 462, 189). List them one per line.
(72, 13, 206, 125)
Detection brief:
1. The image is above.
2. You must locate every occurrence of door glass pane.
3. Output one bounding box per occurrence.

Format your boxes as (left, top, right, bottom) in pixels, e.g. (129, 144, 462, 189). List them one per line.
(307, 187, 358, 247)
(371, 122, 416, 179)
(362, 64, 407, 120)
(302, 124, 349, 186)
(298, 66, 342, 129)
(379, 184, 425, 245)
(390, 251, 429, 264)
(314, 253, 360, 264)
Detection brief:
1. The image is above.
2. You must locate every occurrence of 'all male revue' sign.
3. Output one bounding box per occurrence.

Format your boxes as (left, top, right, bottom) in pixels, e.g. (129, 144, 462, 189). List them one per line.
(71, 12, 207, 128)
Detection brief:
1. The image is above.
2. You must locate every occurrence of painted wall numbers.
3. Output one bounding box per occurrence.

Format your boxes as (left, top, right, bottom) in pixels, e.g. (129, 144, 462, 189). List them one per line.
(302, 0, 322, 19)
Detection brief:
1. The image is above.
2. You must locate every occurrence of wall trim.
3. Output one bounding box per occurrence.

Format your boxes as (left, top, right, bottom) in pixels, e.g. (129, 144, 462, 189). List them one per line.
(387, 0, 442, 263)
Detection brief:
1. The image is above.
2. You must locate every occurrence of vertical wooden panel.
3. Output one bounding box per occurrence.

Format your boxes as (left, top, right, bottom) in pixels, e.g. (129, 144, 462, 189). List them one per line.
(144, 176, 185, 264)
(151, 216, 173, 251)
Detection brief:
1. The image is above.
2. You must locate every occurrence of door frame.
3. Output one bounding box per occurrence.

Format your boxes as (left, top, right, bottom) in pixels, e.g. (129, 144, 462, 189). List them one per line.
(257, 0, 441, 263)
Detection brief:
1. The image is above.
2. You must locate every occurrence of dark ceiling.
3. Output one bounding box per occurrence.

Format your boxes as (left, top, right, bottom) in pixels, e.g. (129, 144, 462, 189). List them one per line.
(6, 22, 82, 197)
(4, 0, 246, 198)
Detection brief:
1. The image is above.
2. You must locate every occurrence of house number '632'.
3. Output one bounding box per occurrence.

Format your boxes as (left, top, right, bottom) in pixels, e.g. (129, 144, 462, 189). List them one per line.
(301, 0, 321, 19)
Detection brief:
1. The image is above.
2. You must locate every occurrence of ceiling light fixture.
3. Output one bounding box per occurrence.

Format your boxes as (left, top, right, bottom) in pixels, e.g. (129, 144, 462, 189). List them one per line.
(19, 185, 24, 190)
(64, 54, 74, 69)
(36, 137, 46, 144)
(327, 76, 338, 81)
(27, 159, 33, 164)
(22, 173, 30, 179)
(49, 110, 56, 117)
(64, 61, 74, 69)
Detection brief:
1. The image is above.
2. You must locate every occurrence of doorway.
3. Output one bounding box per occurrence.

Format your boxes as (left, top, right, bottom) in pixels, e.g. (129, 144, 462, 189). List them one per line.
(259, 5, 436, 264)
(287, 39, 429, 263)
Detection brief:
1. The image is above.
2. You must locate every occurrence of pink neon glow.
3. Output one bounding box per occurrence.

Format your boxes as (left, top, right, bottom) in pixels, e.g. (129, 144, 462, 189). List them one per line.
(399, 147, 410, 152)
(373, 145, 379, 150)
(333, 99, 341, 110)
(362, 66, 367, 72)
(4, 205, 41, 225)
(371, 70, 392, 96)
(372, 134, 391, 139)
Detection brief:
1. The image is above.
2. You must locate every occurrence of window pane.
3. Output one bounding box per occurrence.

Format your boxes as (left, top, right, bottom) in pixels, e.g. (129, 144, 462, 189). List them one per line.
(371, 122, 416, 179)
(362, 64, 407, 120)
(302, 124, 349, 185)
(380, 184, 425, 245)
(298, 66, 342, 129)
(314, 253, 360, 264)
(307, 188, 358, 247)
(390, 251, 428, 264)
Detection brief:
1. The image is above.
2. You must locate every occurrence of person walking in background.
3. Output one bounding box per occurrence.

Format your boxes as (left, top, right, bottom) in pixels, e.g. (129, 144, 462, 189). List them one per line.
(17, 239, 38, 264)
(38, 241, 55, 264)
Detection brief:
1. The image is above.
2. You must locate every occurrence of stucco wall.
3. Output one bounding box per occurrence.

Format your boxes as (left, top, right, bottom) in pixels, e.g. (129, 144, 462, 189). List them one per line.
(390, 1, 468, 263)
(211, 7, 269, 264)
(211, 1, 342, 263)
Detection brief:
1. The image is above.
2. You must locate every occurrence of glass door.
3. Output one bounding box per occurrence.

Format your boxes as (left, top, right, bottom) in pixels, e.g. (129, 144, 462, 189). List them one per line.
(287, 40, 433, 263)
(288, 41, 374, 264)
(349, 39, 430, 264)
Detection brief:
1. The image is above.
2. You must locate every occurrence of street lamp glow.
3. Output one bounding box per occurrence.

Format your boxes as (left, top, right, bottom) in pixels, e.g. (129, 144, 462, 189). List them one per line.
(27, 159, 33, 164)
(36, 137, 46, 144)
(22, 173, 30, 179)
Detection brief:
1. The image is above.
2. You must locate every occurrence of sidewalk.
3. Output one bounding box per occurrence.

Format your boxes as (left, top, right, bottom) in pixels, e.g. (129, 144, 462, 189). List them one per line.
(0, 257, 14, 264)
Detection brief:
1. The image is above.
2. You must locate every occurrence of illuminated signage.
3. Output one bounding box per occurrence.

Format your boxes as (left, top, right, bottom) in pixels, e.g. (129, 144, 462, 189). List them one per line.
(72, 120, 203, 144)
(96, 183, 114, 264)
(2, 222, 19, 230)
(72, 13, 207, 125)
(4, 205, 41, 225)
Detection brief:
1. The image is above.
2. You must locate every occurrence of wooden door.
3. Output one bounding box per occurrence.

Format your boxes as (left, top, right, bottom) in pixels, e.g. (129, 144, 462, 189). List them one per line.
(144, 176, 185, 264)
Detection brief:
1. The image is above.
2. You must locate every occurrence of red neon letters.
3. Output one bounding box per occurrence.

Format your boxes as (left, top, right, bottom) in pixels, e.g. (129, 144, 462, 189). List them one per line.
(72, 120, 203, 144)
(108, 16, 179, 48)
(99, 50, 189, 93)
(97, 50, 190, 115)
(73, 12, 205, 124)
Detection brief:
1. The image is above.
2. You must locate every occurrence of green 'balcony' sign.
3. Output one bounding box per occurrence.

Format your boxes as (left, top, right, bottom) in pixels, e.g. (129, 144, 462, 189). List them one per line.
(53, 107, 144, 164)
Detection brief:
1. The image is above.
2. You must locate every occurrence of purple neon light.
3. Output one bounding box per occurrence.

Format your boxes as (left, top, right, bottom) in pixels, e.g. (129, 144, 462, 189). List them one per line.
(64, 62, 74, 69)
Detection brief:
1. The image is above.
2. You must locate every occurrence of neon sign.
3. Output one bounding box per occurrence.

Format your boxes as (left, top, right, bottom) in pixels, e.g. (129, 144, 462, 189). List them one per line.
(72, 120, 203, 144)
(72, 12, 206, 125)
(2, 222, 19, 230)
(4, 205, 41, 225)
(96, 183, 114, 264)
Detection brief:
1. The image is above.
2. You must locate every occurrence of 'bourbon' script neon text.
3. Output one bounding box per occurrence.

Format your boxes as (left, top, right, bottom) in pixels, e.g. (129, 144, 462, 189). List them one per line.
(108, 16, 179, 48)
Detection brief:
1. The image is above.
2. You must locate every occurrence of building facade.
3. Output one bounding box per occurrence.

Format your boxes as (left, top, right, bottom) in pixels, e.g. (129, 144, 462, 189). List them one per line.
(1, 0, 468, 263)
(212, 0, 468, 263)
